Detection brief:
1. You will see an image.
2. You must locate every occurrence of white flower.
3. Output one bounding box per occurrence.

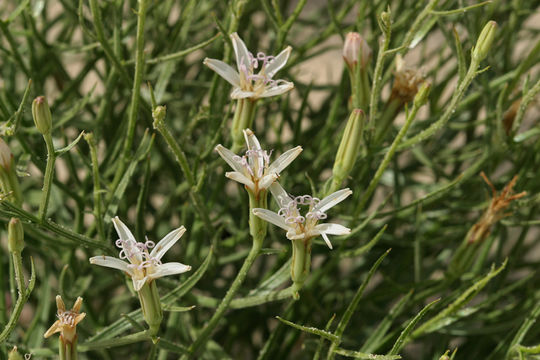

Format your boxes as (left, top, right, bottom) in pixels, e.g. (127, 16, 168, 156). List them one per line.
(203, 32, 294, 99)
(89, 217, 191, 291)
(253, 183, 352, 249)
(215, 129, 302, 195)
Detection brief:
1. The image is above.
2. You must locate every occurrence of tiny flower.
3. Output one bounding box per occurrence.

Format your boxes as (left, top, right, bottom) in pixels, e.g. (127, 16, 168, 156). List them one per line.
(90, 217, 191, 291)
(44, 295, 85, 344)
(253, 183, 352, 249)
(204, 32, 294, 99)
(215, 129, 302, 196)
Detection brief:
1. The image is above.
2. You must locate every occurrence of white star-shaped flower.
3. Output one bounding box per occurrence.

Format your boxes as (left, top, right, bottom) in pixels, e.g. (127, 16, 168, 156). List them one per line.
(89, 217, 191, 291)
(215, 129, 302, 195)
(253, 183, 352, 249)
(203, 32, 294, 99)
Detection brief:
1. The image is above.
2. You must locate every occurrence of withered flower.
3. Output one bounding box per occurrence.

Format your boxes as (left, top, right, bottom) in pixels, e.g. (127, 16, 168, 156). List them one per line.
(468, 172, 526, 243)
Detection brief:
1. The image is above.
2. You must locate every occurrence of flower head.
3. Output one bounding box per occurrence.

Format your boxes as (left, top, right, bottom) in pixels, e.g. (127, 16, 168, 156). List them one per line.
(44, 295, 85, 343)
(204, 33, 294, 100)
(215, 129, 302, 196)
(390, 55, 425, 104)
(253, 183, 352, 249)
(90, 217, 191, 291)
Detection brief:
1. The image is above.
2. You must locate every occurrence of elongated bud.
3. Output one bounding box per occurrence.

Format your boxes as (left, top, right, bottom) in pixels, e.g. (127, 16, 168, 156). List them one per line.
(413, 82, 431, 108)
(343, 33, 372, 70)
(32, 96, 52, 135)
(472, 21, 497, 63)
(8, 217, 24, 253)
(0, 137, 13, 170)
(332, 109, 365, 184)
(8, 347, 24, 360)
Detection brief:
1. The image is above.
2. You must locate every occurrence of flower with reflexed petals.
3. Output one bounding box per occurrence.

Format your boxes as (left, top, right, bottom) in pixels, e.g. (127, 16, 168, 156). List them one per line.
(253, 183, 352, 249)
(89, 217, 191, 291)
(215, 129, 302, 196)
(204, 32, 294, 99)
(44, 295, 85, 343)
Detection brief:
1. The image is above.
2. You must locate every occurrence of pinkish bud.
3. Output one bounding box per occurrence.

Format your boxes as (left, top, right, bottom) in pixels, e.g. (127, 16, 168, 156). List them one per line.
(343, 32, 372, 70)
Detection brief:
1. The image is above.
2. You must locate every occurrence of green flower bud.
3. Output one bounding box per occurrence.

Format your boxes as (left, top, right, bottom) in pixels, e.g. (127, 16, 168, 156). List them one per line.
(413, 81, 431, 108)
(472, 21, 497, 63)
(32, 96, 52, 135)
(332, 109, 365, 185)
(8, 217, 24, 253)
(291, 239, 312, 298)
(8, 346, 24, 360)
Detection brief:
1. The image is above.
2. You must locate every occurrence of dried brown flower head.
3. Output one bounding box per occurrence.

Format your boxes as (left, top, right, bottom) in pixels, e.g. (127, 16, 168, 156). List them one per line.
(468, 172, 526, 243)
(44, 295, 85, 344)
(390, 55, 425, 104)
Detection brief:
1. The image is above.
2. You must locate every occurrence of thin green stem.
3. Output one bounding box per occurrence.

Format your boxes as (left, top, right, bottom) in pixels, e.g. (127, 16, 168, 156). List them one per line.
(38, 133, 56, 222)
(84, 133, 105, 242)
(111, 0, 149, 194)
(355, 100, 422, 216)
(183, 192, 267, 358)
(153, 116, 213, 231)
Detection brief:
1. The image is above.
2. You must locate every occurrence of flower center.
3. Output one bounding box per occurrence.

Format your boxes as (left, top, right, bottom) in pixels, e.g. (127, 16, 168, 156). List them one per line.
(277, 194, 327, 230)
(233, 148, 273, 179)
(238, 52, 287, 93)
(115, 237, 162, 272)
(57, 310, 78, 326)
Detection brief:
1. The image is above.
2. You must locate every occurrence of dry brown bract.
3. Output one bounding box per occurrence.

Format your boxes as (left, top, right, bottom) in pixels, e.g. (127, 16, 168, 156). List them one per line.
(468, 172, 526, 243)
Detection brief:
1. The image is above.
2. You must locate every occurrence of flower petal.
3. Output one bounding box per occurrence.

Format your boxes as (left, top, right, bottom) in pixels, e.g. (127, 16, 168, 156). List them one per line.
(268, 146, 303, 175)
(43, 320, 61, 338)
(231, 87, 256, 99)
(230, 32, 252, 73)
(72, 297, 83, 313)
(313, 188, 353, 213)
(215, 144, 244, 173)
(243, 129, 264, 174)
(287, 232, 305, 240)
(243, 129, 262, 152)
(225, 171, 255, 190)
(269, 182, 291, 207)
(259, 174, 278, 190)
(265, 46, 292, 78)
(314, 223, 351, 236)
(150, 226, 186, 261)
(150, 262, 192, 279)
(321, 232, 333, 249)
(89, 256, 132, 275)
(259, 82, 294, 98)
(112, 217, 136, 242)
(203, 58, 240, 87)
(252, 208, 290, 231)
